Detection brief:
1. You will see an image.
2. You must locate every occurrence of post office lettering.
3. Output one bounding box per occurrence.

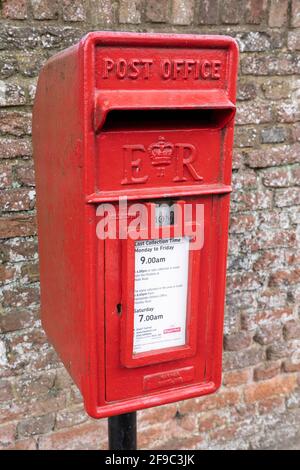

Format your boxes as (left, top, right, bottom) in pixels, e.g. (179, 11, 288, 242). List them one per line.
(102, 57, 222, 81)
(102, 57, 153, 79)
(160, 59, 222, 80)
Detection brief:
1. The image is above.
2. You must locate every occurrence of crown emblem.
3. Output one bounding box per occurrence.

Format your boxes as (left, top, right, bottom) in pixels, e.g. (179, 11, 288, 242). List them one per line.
(148, 136, 174, 176)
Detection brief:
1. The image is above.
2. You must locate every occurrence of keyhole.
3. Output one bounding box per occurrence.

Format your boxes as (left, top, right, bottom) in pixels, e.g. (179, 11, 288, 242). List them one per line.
(116, 303, 122, 315)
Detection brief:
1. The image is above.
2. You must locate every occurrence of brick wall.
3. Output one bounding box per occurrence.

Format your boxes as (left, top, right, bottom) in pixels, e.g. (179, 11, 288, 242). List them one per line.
(0, 0, 300, 450)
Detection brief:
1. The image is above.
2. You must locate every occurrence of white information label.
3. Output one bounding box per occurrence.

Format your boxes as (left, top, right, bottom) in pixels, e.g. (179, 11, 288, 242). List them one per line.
(133, 237, 189, 354)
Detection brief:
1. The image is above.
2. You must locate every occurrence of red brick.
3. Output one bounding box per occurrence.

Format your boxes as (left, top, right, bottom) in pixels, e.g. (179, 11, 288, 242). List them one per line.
(262, 168, 291, 188)
(0, 309, 36, 333)
(291, 0, 300, 27)
(222, 369, 250, 387)
(17, 413, 55, 438)
(232, 169, 257, 190)
(283, 359, 300, 373)
(288, 31, 300, 50)
(5, 329, 50, 373)
(11, 390, 67, 422)
(173, 412, 197, 433)
(69, 385, 83, 405)
(6, 438, 37, 450)
(241, 307, 294, 330)
(1, 238, 38, 262)
(227, 272, 264, 292)
(283, 320, 300, 340)
(223, 347, 265, 371)
(220, 0, 241, 24)
(0, 402, 27, 425)
(62, 0, 86, 22)
(230, 403, 257, 423)
(119, 0, 141, 24)
(153, 435, 204, 451)
(261, 126, 287, 144)
(242, 53, 297, 76)
(54, 368, 74, 390)
(275, 101, 300, 123)
(226, 291, 257, 312)
(180, 389, 240, 414)
(262, 79, 291, 100)
(236, 101, 272, 125)
(245, 0, 267, 24)
(253, 251, 282, 272)
(210, 423, 238, 443)
(14, 371, 56, 401)
(258, 396, 285, 414)
(171, 0, 194, 25)
(0, 111, 31, 136)
(269, 0, 288, 27)
(0, 265, 16, 283)
(246, 144, 300, 168)
(285, 249, 300, 265)
(267, 341, 290, 360)
(229, 213, 257, 234)
(31, 0, 59, 20)
(288, 206, 300, 224)
(257, 289, 287, 309)
(8, 325, 46, 353)
(231, 189, 273, 212)
(89, 0, 116, 25)
(269, 268, 300, 286)
(0, 163, 13, 188)
(235, 126, 258, 147)
(55, 405, 88, 430)
(249, 230, 296, 252)
(244, 375, 297, 403)
(254, 323, 282, 345)
(0, 138, 31, 159)
(0, 379, 14, 401)
(0, 422, 16, 449)
(0, 188, 35, 212)
(2, 0, 27, 19)
(198, 411, 227, 432)
(237, 81, 257, 101)
(258, 210, 290, 230)
(0, 215, 36, 238)
(291, 166, 300, 183)
(232, 149, 243, 169)
(292, 122, 300, 141)
(224, 331, 252, 351)
(138, 422, 172, 449)
(20, 261, 39, 283)
(237, 31, 284, 53)
(145, 0, 168, 22)
(275, 187, 300, 207)
(254, 361, 281, 381)
(139, 403, 177, 429)
(38, 421, 108, 450)
(30, 347, 60, 372)
(198, 0, 219, 25)
(14, 162, 35, 186)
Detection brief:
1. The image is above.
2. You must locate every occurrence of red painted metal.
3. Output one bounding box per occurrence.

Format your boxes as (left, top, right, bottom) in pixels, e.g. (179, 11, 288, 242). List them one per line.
(32, 32, 238, 418)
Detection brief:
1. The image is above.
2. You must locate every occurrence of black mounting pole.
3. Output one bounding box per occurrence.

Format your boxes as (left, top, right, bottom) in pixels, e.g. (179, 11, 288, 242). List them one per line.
(108, 412, 137, 450)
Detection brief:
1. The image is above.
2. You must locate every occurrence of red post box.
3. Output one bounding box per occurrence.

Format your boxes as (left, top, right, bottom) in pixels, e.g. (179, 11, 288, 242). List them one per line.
(33, 32, 238, 418)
